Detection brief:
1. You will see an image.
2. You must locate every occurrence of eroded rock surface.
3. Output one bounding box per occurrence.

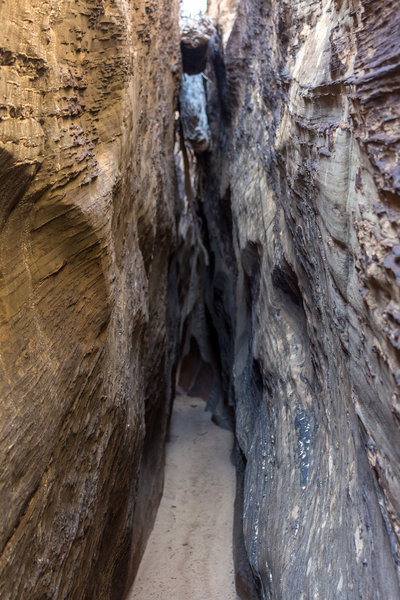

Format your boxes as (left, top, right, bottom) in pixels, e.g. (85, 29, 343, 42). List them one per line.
(188, 0, 400, 597)
(2, 0, 400, 598)
(0, 1, 180, 598)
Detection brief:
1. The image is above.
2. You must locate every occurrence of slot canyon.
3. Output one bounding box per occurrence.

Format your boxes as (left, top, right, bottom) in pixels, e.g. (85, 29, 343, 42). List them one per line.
(0, 0, 400, 599)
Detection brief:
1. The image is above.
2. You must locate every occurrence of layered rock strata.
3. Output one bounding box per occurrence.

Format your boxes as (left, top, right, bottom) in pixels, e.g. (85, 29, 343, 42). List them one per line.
(183, 0, 400, 598)
(0, 1, 180, 598)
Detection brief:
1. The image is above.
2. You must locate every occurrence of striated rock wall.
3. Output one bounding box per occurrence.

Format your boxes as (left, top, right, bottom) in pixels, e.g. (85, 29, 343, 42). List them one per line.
(0, 1, 180, 598)
(198, 0, 400, 597)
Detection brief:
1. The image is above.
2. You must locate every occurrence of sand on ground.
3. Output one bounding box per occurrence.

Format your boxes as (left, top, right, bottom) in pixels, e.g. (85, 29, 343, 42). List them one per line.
(128, 394, 238, 600)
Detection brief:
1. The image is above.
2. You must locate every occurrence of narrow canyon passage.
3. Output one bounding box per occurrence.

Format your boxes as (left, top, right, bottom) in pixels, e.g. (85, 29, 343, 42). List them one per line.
(128, 394, 238, 600)
(1, 1, 400, 598)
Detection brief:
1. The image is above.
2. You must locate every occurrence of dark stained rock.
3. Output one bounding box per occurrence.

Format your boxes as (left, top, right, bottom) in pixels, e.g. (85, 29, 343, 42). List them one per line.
(2, 0, 400, 598)
(189, 0, 400, 597)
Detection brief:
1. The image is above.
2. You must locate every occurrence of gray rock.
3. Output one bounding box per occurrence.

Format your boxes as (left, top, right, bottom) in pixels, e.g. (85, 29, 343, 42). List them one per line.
(187, 0, 400, 597)
(179, 73, 211, 152)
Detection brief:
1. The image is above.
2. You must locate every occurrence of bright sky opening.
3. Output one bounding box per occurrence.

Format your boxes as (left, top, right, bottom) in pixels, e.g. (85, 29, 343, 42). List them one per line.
(180, 0, 207, 17)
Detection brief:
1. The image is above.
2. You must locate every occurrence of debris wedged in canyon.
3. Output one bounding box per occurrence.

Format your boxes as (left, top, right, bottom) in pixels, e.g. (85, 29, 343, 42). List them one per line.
(180, 15, 215, 75)
(179, 74, 211, 153)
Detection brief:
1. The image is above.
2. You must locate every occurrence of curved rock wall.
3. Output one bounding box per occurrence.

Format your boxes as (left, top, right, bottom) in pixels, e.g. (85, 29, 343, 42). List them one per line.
(0, 1, 180, 598)
(201, 0, 400, 597)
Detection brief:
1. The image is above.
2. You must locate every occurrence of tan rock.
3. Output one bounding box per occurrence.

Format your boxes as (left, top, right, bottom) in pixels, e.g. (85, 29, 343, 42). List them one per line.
(0, 1, 180, 598)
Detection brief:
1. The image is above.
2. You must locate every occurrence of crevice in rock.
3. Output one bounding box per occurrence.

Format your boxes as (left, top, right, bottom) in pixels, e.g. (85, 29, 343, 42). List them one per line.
(171, 15, 261, 599)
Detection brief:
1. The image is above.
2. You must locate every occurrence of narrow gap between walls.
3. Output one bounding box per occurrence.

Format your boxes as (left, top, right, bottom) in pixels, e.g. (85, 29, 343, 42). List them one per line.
(128, 8, 261, 600)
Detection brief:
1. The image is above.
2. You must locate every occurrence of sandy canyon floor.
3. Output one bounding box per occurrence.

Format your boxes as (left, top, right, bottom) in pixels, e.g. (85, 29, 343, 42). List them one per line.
(128, 393, 238, 600)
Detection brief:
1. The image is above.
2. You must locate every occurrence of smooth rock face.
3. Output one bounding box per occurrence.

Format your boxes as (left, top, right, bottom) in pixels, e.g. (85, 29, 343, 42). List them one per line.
(0, 1, 180, 598)
(196, 0, 400, 597)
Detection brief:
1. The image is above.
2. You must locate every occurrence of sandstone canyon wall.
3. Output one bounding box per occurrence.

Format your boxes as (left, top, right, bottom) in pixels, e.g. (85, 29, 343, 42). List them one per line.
(183, 0, 400, 598)
(0, 1, 180, 598)
(1, 0, 400, 599)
